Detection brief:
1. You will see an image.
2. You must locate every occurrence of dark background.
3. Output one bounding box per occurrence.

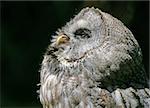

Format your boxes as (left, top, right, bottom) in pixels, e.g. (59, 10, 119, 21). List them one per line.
(1, 1, 149, 108)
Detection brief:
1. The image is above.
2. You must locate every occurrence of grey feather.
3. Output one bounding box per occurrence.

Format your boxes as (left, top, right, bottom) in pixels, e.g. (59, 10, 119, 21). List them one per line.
(39, 7, 149, 108)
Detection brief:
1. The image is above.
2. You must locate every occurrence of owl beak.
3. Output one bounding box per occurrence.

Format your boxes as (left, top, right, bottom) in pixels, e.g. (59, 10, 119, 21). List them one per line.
(56, 35, 70, 45)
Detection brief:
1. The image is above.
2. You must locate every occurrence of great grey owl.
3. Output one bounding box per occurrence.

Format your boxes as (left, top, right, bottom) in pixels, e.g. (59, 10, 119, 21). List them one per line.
(39, 7, 150, 108)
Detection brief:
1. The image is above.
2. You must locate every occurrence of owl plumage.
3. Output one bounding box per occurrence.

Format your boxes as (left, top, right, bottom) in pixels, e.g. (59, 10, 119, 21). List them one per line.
(39, 7, 149, 108)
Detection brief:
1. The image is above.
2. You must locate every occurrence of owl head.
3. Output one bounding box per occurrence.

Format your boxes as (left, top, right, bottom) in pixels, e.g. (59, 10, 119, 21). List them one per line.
(49, 7, 106, 66)
(44, 7, 147, 88)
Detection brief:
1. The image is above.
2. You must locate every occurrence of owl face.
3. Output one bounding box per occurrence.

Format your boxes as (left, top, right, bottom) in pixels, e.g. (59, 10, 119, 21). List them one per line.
(50, 8, 104, 67)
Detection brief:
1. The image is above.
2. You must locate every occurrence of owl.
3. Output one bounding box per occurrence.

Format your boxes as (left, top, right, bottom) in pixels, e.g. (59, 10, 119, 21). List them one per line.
(39, 7, 150, 108)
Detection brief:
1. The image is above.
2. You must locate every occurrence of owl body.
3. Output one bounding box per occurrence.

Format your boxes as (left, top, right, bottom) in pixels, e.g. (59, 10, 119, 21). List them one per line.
(39, 7, 149, 108)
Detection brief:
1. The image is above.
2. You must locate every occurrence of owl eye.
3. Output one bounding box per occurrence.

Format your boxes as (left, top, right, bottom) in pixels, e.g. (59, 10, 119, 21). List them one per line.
(74, 28, 92, 39)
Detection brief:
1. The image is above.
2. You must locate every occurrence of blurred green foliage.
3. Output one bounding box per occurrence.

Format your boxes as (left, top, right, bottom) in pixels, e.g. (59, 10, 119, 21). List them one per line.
(1, 1, 149, 107)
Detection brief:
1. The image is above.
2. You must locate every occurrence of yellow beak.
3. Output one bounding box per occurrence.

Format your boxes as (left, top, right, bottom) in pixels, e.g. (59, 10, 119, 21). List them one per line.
(56, 35, 70, 45)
